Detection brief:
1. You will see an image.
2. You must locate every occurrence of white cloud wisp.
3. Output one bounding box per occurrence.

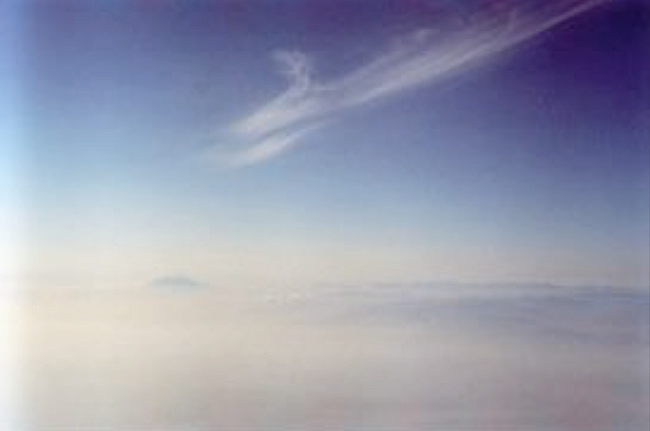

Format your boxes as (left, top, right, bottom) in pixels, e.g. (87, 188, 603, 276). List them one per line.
(210, 0, 610, 167)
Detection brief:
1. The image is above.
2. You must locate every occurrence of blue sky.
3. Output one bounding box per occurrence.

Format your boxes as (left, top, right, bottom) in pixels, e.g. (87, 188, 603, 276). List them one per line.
(1, 0, 648, 287)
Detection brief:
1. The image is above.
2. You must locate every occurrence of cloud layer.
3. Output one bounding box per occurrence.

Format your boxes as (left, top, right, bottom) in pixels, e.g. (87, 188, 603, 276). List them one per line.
(209, 0, 610, 166)
(25, 281, 649, 429)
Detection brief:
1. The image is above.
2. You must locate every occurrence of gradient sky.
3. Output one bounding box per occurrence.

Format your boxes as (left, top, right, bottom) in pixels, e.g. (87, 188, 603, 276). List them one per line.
(1, 0, 648, 287)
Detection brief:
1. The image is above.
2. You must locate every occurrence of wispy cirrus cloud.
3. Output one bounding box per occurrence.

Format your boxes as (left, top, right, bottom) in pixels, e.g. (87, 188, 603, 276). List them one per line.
(208, 0, 610, 167)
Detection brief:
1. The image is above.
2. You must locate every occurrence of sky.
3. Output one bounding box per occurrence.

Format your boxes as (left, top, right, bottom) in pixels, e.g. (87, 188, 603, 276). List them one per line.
(1, 0, 649, 288)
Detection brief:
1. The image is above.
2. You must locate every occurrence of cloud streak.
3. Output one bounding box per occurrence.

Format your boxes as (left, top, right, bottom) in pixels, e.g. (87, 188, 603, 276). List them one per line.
(210, 0, 610, 167)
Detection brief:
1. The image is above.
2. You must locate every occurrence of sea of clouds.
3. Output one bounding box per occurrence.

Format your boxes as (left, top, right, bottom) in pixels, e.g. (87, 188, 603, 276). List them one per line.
(12, 281, 649, 430)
